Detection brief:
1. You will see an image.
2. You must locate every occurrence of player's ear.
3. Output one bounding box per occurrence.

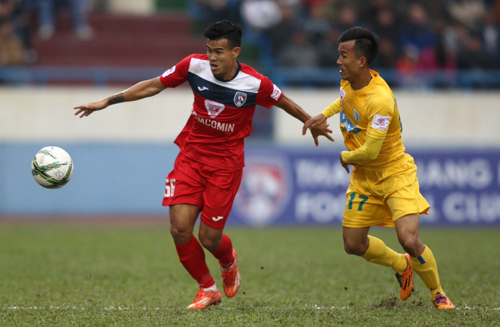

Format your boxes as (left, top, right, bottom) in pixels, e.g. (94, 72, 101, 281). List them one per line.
(359, 56, 367, 68)
(232, 47, 241, 59)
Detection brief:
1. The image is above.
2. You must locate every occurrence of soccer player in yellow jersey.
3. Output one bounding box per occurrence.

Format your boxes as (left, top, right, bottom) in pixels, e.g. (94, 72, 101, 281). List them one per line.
(303, 27, 455, 310)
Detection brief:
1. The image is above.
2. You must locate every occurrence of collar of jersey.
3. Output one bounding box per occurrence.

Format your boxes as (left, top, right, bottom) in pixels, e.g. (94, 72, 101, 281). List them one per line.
(213, 62, 241, 82)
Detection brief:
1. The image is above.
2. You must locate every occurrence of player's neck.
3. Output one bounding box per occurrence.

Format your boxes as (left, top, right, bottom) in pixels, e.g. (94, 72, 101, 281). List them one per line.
(217, 61, 240, 81)
(350, 70, 372, 90)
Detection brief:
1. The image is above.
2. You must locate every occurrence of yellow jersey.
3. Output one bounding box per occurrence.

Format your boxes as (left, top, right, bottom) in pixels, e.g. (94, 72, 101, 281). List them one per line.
(323, 70, 405, 168)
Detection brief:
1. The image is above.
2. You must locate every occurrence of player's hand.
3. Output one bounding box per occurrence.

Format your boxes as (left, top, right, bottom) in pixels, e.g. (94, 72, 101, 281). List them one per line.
(303, 113, 334, 146)
(74, 99, 108, 118)
(340, 151, 356, 173)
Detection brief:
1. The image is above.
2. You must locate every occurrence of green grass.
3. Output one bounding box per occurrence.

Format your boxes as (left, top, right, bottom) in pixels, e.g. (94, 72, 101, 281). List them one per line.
(0, 225, 499, 326)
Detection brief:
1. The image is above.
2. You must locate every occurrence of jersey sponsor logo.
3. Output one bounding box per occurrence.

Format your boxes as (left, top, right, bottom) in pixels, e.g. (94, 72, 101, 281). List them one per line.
(162, 66, 176, 77)
(340, 110, 361, 134)
(192, 111, 235, 133)
(205, 99, 225, 118)
(234, 92, 247, 107)
(233, 154, 292, 227)
(198, 86, 209, 91)
(372, 114, 390, 130)
(271, 84, 282, 101)
(340, 87, 346, 105)
(212, 216, 224, 221)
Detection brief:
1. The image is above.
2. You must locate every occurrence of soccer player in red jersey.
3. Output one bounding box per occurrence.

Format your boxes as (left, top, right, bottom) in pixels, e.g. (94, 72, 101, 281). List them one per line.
(74, 20, 333, 310)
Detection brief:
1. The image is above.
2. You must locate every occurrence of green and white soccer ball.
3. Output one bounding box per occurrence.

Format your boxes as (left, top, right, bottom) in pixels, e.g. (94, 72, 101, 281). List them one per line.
(31, 146, 74, 189)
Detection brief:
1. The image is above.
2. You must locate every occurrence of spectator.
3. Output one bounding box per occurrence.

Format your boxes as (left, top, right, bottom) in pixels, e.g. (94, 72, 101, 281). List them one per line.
(276, 29, 319, 68)
(399, 2, 437, 70)
(455, 33, 495, 69)
(302, 1, 331, 45)
(191, 0, 241, 26)
(240, 0, 282, 32)
(372, 38, 398, 69)
(369, 7, 401, 69)
(357, 0, 406, 30)
(192, 0, 500, 77)
(265, 1, 299, 52)
(441, 21, 469, 58)
(0, 0, 34, 64)
(447, 0, 486, 29)
(0, 19, 25, 65)
(302, 1, 337, 66)
(9, 0, 37, 63)
(433, 19, 457, 70)
(37, 0, 94, 41)
(480, 12, 499, 67)
(240, 0, 300, 63)
(333, 5, 360, 31)
(370, 7, 399, 45)
(494, 0, 500, 22)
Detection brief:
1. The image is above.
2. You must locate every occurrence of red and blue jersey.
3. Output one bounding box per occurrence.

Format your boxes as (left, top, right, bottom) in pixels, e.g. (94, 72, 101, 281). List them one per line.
(159, 54, 283, 169)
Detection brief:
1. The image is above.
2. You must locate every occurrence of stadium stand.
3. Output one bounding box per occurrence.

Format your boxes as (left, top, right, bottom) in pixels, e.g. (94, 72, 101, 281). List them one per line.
(0, 10, 204, 84)
(1, 0, 499, 89)
(33, 13, 202, 67)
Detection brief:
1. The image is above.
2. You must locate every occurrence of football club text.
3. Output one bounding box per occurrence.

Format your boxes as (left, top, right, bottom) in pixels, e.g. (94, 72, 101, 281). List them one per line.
(194, 114, 235, 133)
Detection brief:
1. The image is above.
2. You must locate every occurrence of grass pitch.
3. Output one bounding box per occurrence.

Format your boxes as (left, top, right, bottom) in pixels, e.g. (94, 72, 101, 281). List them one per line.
(0, 224, 499, 326)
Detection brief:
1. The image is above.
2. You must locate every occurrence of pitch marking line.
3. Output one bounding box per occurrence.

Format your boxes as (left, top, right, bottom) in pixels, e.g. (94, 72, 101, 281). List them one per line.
(2, 305, 500, 311)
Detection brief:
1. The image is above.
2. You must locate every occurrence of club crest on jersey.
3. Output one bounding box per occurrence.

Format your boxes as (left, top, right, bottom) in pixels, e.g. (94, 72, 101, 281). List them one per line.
(234, 92, 247, 107)
(353, 108, 360, 122)
(205, 99, 225, 118)
(340, 87, 346, 105)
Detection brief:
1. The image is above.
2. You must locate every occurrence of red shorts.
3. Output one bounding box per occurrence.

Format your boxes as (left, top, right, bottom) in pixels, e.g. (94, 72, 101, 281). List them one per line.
(162, 153, 243, 230)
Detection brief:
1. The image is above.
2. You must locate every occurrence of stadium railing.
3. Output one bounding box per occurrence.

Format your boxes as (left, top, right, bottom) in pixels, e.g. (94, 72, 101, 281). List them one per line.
(1, 66, 500, 89)
(267, 68, 500, 90)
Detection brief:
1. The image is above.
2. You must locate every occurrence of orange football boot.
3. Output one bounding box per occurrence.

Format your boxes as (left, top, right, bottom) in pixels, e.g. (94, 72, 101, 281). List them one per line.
(395, 253, 414, 301)
(433, 292, 456, 310)
(221, 249, 241, 298)
(186, 288, 222, 310)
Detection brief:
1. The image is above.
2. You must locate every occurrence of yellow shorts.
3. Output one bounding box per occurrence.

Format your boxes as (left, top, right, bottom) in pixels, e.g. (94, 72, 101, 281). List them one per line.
(342, 153, 430, 228)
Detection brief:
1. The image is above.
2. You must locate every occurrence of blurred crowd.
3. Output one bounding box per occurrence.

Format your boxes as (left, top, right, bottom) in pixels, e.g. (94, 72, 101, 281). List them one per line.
(2, 0, 499, 72)
(0, 0, 92, 66)
(193, 0, 500, 71)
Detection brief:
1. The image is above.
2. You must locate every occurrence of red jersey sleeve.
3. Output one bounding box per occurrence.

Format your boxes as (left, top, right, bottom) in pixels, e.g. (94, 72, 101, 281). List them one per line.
(256, 76, 283, 109)
(159, 55, 192, 88)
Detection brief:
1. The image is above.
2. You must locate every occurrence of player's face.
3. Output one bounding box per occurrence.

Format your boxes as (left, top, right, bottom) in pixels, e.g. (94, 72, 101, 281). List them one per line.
(337, 40, 362, 82)
(206, 39, 241, 81)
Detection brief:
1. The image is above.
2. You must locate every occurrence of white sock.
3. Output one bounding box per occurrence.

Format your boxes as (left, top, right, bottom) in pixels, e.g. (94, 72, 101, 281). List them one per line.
(203, 284, 217, 292)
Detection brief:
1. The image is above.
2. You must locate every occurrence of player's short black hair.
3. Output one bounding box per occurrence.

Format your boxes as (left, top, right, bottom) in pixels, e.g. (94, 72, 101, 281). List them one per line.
(338, 27, 380, 65)
(204, 20, 243, 48)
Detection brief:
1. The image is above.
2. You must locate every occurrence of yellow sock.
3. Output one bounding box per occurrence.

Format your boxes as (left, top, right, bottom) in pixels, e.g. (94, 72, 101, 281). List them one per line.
(361, 236, 407, 274)
(410, 245, 445, 300)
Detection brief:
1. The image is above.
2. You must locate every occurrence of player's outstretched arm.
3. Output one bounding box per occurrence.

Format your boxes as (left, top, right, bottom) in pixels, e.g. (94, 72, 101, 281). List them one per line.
(275, 95, 334, 146)
(302, 113, 327, 135)
(74, 77, 166, 118)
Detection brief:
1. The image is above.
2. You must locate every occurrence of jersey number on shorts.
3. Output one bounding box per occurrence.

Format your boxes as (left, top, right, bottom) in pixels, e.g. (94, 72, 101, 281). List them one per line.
(165, 178, 176, 198)
(348, 193, 369, 211)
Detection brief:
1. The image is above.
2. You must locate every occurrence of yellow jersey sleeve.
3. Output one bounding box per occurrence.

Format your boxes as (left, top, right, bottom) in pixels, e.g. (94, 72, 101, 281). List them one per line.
(341, 136, 384, 164)
(322, 98, 342, 118)
(365, 93, 394, 140)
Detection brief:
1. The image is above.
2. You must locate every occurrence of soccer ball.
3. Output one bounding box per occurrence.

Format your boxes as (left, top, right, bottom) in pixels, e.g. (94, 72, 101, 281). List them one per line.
(31, 146, 74, 189)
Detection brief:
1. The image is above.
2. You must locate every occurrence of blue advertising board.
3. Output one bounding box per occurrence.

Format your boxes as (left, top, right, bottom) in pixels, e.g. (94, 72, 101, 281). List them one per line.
(1, 143, 499, 226)
(230, 147, 500, 226)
